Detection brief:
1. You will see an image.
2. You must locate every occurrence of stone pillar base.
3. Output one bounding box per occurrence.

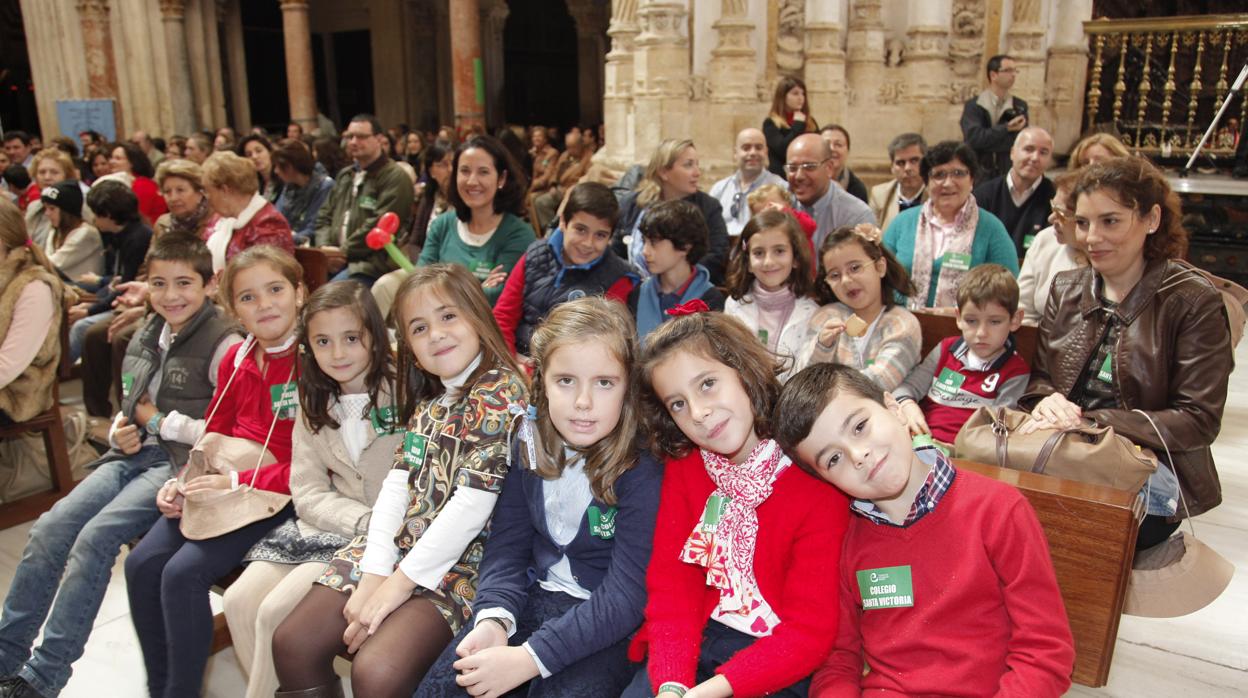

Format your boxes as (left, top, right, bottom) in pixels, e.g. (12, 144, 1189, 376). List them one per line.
(1007, 23, 1048, 106)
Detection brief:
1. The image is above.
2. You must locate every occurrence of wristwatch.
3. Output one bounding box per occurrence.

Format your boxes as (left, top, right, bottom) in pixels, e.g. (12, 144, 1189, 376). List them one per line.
(145, 412, 166, 437)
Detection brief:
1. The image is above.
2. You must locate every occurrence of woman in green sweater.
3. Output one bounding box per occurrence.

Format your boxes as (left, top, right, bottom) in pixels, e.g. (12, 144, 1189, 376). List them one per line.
(417, 135, 535, 306)
(882, 140, 1018, 309)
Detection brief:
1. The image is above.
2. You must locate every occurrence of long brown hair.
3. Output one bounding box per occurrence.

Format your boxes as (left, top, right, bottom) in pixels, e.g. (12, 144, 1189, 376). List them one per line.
(298, 281, 396, 434)
(528, 297, 639, 505)
(217, 245, 305, 318)
(768, 76, 818, 131)
(0, 198, 57, 277)
(1070, 156, 1187, 262)
(726, 208, 815, 300)
(639, 312, 782, 459)
(391, 264, 524, 422)
(814, 225, 915, 306)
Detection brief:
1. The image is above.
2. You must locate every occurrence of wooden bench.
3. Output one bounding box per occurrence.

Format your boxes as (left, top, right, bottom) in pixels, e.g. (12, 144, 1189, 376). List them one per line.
(295, 247, 330, 293)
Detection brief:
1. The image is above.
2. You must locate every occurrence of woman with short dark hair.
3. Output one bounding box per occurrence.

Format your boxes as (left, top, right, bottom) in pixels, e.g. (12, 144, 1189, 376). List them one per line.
(104, 141, 168, 225)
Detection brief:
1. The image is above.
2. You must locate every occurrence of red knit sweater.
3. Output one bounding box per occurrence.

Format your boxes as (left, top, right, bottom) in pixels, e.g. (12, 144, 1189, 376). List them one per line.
(813, 468, 1075, 698)
(202, 341, 298, 494)
(630, 446, 850, 697)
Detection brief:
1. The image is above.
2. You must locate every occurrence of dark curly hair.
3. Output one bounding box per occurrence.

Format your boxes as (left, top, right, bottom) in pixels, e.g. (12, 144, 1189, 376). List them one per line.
(638, 312, 782, 460)
(814, 225, 914, 307)
(1069, 156, 1188, 262)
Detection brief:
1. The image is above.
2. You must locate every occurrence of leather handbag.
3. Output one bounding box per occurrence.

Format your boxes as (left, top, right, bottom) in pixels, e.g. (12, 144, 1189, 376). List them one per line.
(177, 337, 293, 540)
(953, 406, 1157, 492)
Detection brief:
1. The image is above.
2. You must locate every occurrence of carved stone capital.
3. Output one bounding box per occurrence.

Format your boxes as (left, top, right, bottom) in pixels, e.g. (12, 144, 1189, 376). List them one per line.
(710, 16, 755, 57)
(906, 25, 948, 59)
(636, 2, 687, 47)
(804, 22, 844, 59)
(848, 0, 883, 30)
(158, 0, 186, 19)
(76, 0, 110, 18)
(1006, 24, 1047, 59)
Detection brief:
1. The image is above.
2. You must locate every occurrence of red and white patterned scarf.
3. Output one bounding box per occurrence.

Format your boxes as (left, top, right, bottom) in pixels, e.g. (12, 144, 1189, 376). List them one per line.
(680, 439, 788, 635)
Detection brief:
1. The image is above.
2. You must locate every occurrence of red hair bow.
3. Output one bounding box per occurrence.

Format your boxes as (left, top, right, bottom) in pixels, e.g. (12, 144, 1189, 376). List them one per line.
(666, 299, 710, 317)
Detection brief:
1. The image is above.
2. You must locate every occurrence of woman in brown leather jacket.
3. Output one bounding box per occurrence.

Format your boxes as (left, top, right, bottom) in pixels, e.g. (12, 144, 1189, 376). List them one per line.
(1017, 157, 1232, 551)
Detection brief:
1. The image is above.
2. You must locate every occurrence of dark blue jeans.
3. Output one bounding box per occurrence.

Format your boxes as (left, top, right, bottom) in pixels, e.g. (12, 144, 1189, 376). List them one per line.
(415, 586, 636, 698)
(621, 621, 812, 697)
(124, 505, 293, 698)
(0, 447, 169, 696)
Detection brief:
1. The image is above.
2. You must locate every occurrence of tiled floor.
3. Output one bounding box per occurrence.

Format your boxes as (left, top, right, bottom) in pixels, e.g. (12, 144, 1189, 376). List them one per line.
(2, 342, 1246, 697)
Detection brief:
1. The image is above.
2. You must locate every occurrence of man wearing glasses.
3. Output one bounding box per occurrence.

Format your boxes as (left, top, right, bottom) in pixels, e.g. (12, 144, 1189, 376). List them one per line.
(709, 128, 789, 238)
(785, 133, 875, 250)
(960, 54, 1029, 179)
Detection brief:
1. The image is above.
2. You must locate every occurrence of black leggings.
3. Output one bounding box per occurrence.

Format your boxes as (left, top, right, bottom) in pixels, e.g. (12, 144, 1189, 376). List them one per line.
(272, 584, 453, 698)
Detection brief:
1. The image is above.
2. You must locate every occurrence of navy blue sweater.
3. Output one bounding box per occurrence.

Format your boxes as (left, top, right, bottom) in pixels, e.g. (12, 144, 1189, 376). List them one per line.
(473, 444, 663, 675)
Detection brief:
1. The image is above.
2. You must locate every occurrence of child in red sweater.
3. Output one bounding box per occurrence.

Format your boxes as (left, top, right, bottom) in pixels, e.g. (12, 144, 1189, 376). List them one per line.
(625, 311, 849, 698)
(775, 363, 1075, 697)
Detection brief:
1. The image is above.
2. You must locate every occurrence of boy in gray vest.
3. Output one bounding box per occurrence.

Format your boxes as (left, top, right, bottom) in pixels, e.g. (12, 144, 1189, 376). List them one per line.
(0, 237, 241, 698)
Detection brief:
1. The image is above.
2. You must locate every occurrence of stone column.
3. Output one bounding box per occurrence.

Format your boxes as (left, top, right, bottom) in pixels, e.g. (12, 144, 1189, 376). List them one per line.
(804, 0, 845, 127)
(708, 0, 756, 103)
(1046, 0, 1093, 151)
(222, 0, 251, 130)
(479, 0, 509, 129)
(568, 0, 610, 127)
(632, 1, 690, 157)
(1005, 0, 1047, 105)
(205, 0, 227, 128)
(77, 0, 123, 130)
(280, 0, 318, 132)
(408, 0, 439, 130)
(845, 0, 886, 110)
(603, 0, 641, 164)
(449, 0, 484, 132)
(158, 0, 197, 135)
(903, 0, 950, 105)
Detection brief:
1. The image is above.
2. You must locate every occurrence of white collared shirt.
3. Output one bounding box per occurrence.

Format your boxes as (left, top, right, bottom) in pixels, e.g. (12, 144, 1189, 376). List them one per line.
(1006, 171, 1044, 208)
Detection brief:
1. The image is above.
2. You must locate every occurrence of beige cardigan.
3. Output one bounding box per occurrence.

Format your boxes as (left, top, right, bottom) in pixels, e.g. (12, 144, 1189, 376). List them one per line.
(289, 393, 404, 539)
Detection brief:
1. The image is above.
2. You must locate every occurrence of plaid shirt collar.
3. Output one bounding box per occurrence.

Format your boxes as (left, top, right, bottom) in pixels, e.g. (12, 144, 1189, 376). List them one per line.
(851, 447, 956, 528)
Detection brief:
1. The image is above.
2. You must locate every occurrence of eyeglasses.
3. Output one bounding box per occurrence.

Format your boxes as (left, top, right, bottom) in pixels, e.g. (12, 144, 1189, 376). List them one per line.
(784, 158, 831, 175)
(929, 168, 970, 182)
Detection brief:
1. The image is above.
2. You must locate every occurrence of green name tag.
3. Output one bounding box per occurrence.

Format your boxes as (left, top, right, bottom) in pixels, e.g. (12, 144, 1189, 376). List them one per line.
(358, 195, 378, 210)
(269, 382, 298, 420)
(757, 328, 769, 345)
(942, 251, 972, 272)
(1023, 234, 1036, 249)
(588, 505, 617, 539)
(701, 494, 731, 528)
(1097, 352, 1113, 383)
(856, 565, 915, 609)
(369, 406, 397, 435)
(472, 260, 494, 280)
(930, 367, 966, 400)
(121, 373, 135, 399)
(403, 432, 428, 467)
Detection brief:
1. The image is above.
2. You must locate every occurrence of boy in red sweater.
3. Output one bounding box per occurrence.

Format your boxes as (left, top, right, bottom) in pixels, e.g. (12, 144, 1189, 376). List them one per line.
(893, 263, 1029, 443)
(775, 363, 1075, 698)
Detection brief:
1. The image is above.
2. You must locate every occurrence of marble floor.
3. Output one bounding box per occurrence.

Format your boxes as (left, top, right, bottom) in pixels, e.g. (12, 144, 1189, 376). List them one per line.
(1, 343, 1246, 697)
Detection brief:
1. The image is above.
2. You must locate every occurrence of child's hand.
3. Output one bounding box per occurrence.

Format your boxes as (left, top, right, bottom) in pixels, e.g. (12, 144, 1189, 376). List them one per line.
(452, 645, 539, 698)
(346, 571, 416, 652)
(481, 265, 507, 289)
(817, 318, 846, 349)
(686, 675, 734, 698)
(113, 280, 150, 307)
(183, 474, 232, 494)
(68, 303, 90, 324)
(899, 400, 930, 437)
(455, 619, 508, 658)
(133, 398, 158, 429)
(342, 572, 385, 650)
(113, 416, 143, 455)
(156, 479, 184, 519)
(1019, 393, 1082, 435)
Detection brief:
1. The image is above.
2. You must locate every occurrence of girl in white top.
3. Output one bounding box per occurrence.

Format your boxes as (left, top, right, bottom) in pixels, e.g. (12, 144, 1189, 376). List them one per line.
(723, 208, 820, 382)
(223, 281, 403, 698)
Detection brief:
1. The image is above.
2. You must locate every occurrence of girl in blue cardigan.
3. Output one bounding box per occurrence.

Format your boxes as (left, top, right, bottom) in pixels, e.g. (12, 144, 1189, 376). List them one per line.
(416, 296, 662, 697)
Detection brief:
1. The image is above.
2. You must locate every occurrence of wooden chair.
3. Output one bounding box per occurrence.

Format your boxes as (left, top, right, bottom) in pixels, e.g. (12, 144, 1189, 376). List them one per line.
(957, 460, 1142, 687)
(0, 309, 78, 530)
(912, 309, 1040, 365)
(295, 247, 330, 293)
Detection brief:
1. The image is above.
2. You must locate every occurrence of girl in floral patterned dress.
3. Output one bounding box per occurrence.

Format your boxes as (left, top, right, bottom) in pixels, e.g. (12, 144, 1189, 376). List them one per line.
(623, 311, 850, 698)
(272, 264, 528, 698)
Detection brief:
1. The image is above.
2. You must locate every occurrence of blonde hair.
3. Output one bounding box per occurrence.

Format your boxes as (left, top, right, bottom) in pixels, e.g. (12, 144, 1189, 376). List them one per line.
(155, 158, 205, 191)
(391, 264, 524, 421)
(528, 297, 639, 505)
(0, 198, 57, 276)
(1070, 133, 1130, 168)
(636, 138, 695, 207)
(746, 184, 794, 215)
(29, 149, 78, 182)
(201, 151, 258, 195)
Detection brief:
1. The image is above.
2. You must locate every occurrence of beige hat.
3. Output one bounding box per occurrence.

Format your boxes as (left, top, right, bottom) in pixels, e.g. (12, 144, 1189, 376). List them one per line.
(1124, 531, 1234, 618)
